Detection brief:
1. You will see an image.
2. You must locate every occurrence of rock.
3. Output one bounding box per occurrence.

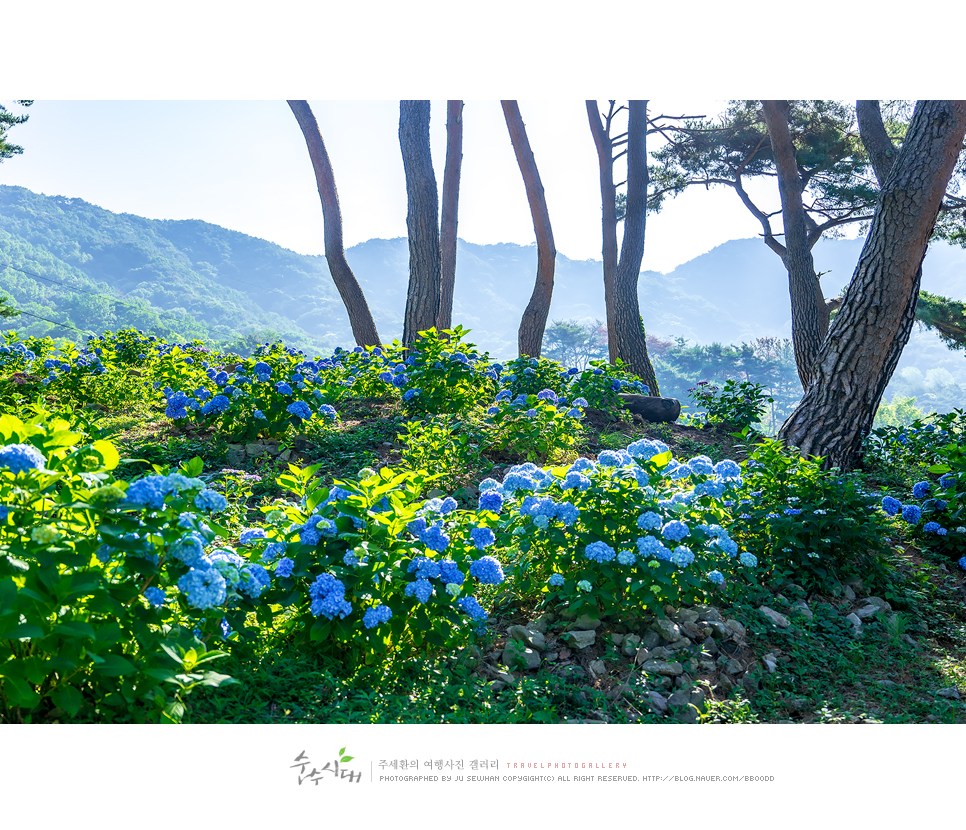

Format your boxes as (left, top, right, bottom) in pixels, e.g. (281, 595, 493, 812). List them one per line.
(674, 609, 701, 625)
(529, 614, 552, 633)
(724, 658, 745, 676)
(618, 393, 681, 423)
(634, 648, 652, 666)
(695, 606, 724, 623)
(279, 449, 293, 462)
(741, 672, 760, 697)
(556, 664, 586, 681)
(843, 585, 857, 601)
(610, 632, 625, 646)
(651, 619, 683, 642)
(640, 659, 684, 677)
(705, 621, 733, 640)
(588, 660, 607, 679)
(762, 653, 779, 674)
(667, 688, 706, 723)
(724, 619, 746, 639)
(543, 652, 558, 662)
(455, 645, 482, 668)
(701, 636, 719, 656)
(622, 634, 642, 658)
(646, 646, 672, 661)
(641, 630, 663, 650)
(854, 604, 880, 620)
(936, 687, 962, 700)
(680, 621, 708, 641)
(562, 629, 596, 650)
(715, 674, 734, 695)
(226, 445, 247, 467)
(569, 614, 602, 630)
(506, 624, 548, 652)
(426, 488, 447, 499)
(698, 659, 717, 672)
(845, 612, 862, 635)
(647, 691, 670, 716)
(665, 638, 693, 653)
(790, 600, 814, 620)
(865, 596, 893, 613)
(759, 606, 791, 628)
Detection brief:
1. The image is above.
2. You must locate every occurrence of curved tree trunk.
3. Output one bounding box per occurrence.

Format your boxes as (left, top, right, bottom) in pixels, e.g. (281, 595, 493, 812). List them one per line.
(399, 100, 442, 346)
(612, 100, 659, 395)
(779, 100, 966, 470)
(287, 100, 381, 347)
(857, 100, 900, 185)
(587, 100, 620, 362)
(502, 100, 556, 358)
(437, 100, 463, 333)
(761, 100, 829, 388)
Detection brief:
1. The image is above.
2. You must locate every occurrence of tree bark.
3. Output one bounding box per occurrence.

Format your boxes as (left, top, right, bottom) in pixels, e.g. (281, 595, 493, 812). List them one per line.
(856, 100, 900, 186)
(778, 100, 966, 470)
(399, 100, 442, 346)
(287, 100, 381, 347)
(587, 101, 620, 362)
(761, 100, 829, 389)
(612, 100, 660, 395)
(438, 100, 463, 332)
(502, 100, 556, 358)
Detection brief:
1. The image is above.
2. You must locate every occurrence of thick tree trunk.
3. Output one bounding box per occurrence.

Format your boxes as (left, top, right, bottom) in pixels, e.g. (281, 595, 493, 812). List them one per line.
(287, 100, 381, 347)
(587, 100, 620, 362)
(502, 100, 556, 358)
(438, 100, 463, 332)
(399, 100, 442, 346)
(761, 100, 829, 389)
(612, 100, 660, 395)
(779, 100, 966, 470)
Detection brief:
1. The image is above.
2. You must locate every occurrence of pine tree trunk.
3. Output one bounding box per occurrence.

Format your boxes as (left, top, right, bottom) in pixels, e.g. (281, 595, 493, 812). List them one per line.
(438, 100, 463, 332)
(779, 100, 966, 470)
(856, 100, 900, 185)
(612, 100, 660, 395)
(761, 100, 829, 389)
(399, 100, 442, 346)
(587, 101, 620, 363)
(287, 100, 381, 347)
(502, 100, 556, 358)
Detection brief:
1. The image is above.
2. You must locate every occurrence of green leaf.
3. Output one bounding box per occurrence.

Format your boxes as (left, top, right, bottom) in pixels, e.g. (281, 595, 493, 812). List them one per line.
(93, 654, 137, 677)
(341, 755, 355, 763)
(53, 621, 97, 640)
(180, 456, 204, 477)
(51, 685, 85, 717)
(197, 671, 237, 688)
(0, 623, 44, 640)
(91, 440, 121, 470)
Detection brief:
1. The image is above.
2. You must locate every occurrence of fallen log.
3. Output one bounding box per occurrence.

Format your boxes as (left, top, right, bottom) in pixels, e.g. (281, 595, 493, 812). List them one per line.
(618, 393, 681, 423)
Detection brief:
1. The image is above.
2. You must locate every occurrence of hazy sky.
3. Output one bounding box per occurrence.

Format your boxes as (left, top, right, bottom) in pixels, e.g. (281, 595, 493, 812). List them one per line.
(1, 98, 808, 273)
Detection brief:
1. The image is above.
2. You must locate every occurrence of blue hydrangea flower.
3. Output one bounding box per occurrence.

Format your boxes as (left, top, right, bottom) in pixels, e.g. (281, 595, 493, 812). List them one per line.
(308, 573, 352, 618)
(125, 476, 167, 510)
(479, 490, 504, 513)
(405, 578, 434, 604)
(637, 511, 663, 531)
(923, 521, 942, 534)
(783, 508, 802, 516)
(901, 505, 922, 525)
(169, 533, 206, 567)
(470, 526, 496, 549)
(262, 541, 286, 562)
(739, 552, 758, 568)
(274, 557, 295, 577)
(939, 474, 955, 489)
(637, 535, 671, 561)
(671, 546, 695, 567)
(617, 550, 636, 565)
(439, 496, 458, 515)
(548, 573, 565, 586)
(626, 438, 669, 461)
(469, 556, 505, 584)
(502, 472, 537, 493)
(536, 389, 558, 403)
(662, 520, 690, 542)
(195, 489, 228, 513)
(458, 596, 487, 621)
(178, 566, 228, 610)
(554, 501, 580, 525)
(687, 455, 715, 476)
(912, 481, 931, 499)
(403, 388, 420, 401)
(318, 404, 337, 420)
(439, 560, 464, 585)
(200, 394, 231, 415)
(422, 522, 450, 552)
(144, 586, 167, 607)
(286, 401, 314, 420)
(275, 382, 293, 395)
(584, 541, 616, 562)
(714, 459, 741, 479)
(561, 471, 591, 491)
(707, 570, 725, 585)
(363, 604, 393, 628)
(239, 528, 268, 545)
(572, 397, 589, 407)
(408, 556, 442, 580)
(597, 450, 621, 467)
(239, 564, 271, 598)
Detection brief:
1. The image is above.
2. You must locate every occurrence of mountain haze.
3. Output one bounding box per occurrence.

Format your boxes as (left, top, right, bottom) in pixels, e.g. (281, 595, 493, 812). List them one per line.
(1, 184, 965, 403)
